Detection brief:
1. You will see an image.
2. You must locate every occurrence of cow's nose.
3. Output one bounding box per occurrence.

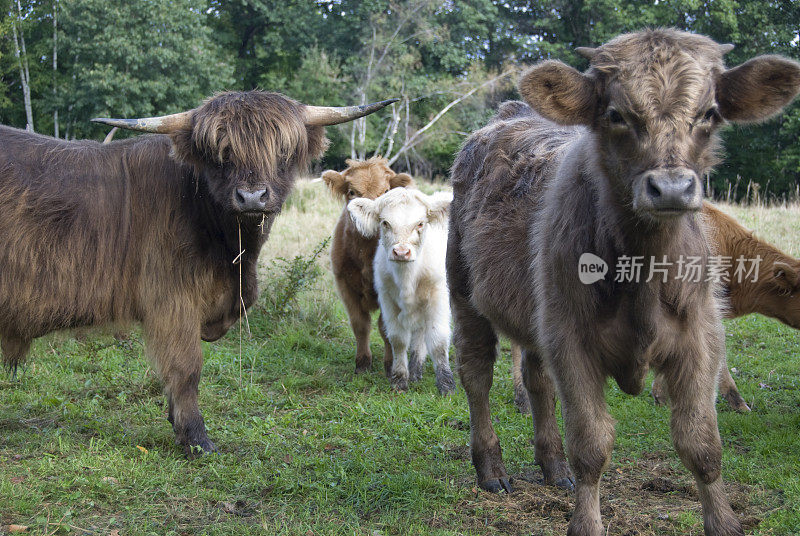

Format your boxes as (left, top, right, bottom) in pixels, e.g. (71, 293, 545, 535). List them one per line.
(391, 245, 412, 261)
(233, 188, 268, 212)
(641, 168, 701, 212)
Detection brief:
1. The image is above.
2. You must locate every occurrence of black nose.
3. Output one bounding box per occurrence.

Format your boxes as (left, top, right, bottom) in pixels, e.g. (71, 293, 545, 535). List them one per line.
(641, 168, 700, 211)
(233, 188, 268, 212)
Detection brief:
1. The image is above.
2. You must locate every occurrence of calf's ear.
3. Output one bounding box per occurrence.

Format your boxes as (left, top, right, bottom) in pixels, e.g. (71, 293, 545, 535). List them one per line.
(717, 55, 800, 122)
(347, 198, 380, 238)
(390, 172, 415, 189)
(424, 191, 453, 225)
(322, 170, 347, 199)
(518, 61, 596, 126)
(773, 262, 800, 294)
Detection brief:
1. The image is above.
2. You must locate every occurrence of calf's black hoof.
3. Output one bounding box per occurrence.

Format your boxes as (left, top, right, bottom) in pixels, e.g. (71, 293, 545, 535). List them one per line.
(555, 475, 575, 490)
(480, 477, 513, 493)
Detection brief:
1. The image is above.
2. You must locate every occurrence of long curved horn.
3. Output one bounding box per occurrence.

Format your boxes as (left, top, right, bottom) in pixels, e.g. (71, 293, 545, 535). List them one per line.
(102, 127, 118, 144)
(575, 47, 597, 60)
(304, 98, 399, 126)
(91, 110, 193, 134)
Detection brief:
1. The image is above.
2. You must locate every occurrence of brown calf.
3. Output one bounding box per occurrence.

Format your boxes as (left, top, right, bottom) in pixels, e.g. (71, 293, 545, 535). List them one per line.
(322, 157, 414, 374)
(448, 29, 800, 536)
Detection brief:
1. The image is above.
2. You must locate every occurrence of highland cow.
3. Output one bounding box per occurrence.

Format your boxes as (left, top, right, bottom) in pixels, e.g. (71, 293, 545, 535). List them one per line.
(448, 29, 800, 536)
(0, 92, 394, 455)
(322, 157, 414, 375)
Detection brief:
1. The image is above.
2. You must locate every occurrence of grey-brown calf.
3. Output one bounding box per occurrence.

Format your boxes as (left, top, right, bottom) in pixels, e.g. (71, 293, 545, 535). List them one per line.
(515, 201, 800, 414)
(448, 29, 800, 536)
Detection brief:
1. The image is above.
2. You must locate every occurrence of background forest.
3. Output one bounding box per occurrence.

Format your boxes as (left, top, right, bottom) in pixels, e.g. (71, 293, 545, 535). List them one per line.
(1, 0, 799, 199)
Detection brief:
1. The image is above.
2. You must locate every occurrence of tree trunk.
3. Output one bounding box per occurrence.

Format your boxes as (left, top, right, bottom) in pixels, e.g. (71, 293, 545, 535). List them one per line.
(53, 0, 59, 138)
(12, 1, 35, 133)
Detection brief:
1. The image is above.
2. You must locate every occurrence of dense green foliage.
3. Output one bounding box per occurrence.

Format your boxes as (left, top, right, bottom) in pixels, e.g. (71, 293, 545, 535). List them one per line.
(1, 1, 799, 194)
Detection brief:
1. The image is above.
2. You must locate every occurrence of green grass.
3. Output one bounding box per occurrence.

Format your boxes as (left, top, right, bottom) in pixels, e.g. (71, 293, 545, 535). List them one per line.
(1, 183, 799, 535)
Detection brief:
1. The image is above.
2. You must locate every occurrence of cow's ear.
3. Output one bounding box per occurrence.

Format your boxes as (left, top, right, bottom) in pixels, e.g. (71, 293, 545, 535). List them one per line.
(773, 262, 800, 293)
(518, 61, 596, 126)
(347, 198, 379, 237)
(390, 172, 415, 189)
(321, 170, 347, 199)
(168, 126, 200, 167)
(424, 190, 453, 225)
(717, 55, 800, 123)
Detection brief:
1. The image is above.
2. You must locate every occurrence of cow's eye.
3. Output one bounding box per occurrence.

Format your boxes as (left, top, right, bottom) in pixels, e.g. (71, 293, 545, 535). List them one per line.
(381, 220, 390, 229)
(607, 109, 626, 126)
(700, 107, 719, 123)
(416, 221, 424, 230)
(384, 188, 390, 194)
(347, 189, 358, 198)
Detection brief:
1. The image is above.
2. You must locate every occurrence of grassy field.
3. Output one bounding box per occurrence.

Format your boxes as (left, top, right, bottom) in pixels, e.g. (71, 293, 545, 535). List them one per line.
(1, 181, 799, 536)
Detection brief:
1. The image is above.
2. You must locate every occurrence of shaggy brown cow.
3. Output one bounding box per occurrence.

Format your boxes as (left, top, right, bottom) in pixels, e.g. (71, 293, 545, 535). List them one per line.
(322, 157, 414, 374)
(651, 201, 800, 411)
(0, 92, 394, 455)
(448, 29, 800, 536)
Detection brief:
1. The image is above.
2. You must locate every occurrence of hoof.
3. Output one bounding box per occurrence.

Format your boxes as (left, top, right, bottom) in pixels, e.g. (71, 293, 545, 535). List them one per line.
(541, 459, 574, 490)
(722, 390, 750, 413)
(408, 357, 424, 382)
(355, 354, 372, 374)
(513, 386, 531, 414)
(480, 477, 513, 493)
(183, 438, 217, 458)
(391, 373, 409, 392)
(555, 475, 575, 490)
(435, 370, 457, 395)
(652, 390, 668, 406)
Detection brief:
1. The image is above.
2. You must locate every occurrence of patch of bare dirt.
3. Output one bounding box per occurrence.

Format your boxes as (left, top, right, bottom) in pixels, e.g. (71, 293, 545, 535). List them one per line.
(440, 452, 776, 535)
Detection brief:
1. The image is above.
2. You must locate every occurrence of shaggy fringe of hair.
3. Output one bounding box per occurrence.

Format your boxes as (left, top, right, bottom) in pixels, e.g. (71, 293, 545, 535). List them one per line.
(180, 91, 328, 176)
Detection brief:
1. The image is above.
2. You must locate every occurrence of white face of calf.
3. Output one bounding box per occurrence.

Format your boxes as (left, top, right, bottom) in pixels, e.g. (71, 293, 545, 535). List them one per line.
(347, 187, 452, 263)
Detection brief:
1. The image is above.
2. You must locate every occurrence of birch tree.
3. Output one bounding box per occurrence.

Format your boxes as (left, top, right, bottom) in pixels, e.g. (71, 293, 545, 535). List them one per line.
(10, 0, 32, 131)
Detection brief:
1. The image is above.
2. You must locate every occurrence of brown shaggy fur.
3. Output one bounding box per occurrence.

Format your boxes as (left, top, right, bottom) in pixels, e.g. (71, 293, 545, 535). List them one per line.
(515, 201, 800, 413)
(448, 29, 800, 536)
(322, 157, 414, 374)
(650, 202, 800, 412)
(0, 91, 329, 455)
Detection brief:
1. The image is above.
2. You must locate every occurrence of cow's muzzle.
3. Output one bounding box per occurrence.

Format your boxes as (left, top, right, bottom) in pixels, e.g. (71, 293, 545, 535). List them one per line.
(390, 244, 414, 262)
(633, 167, 702, 216)
(233, 187, 270, 214)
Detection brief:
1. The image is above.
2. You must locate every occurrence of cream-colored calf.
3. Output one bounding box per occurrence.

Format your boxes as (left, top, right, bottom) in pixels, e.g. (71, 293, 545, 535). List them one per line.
(348, 187, 456, 394)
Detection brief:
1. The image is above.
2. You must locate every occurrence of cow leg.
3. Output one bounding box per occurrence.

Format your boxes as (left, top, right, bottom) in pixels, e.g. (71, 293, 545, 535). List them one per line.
(1, 335, 31, 378)
(521, 347, 573, 489)
(511, 344, 531, 413)
(551, 351, 614, 536)
(145, 320, 215, 457)
(427, 329, 456, 395)
(388, 332, 410, 392)
(378, 312, 394, 378)
(408, 331, 427, 383)
(718, 358, 749, 413)
(651, 372, 669, 406)
(660, 333, 743, 536)
(452, 300, 509, 492)
(345, 301, 373, 374)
